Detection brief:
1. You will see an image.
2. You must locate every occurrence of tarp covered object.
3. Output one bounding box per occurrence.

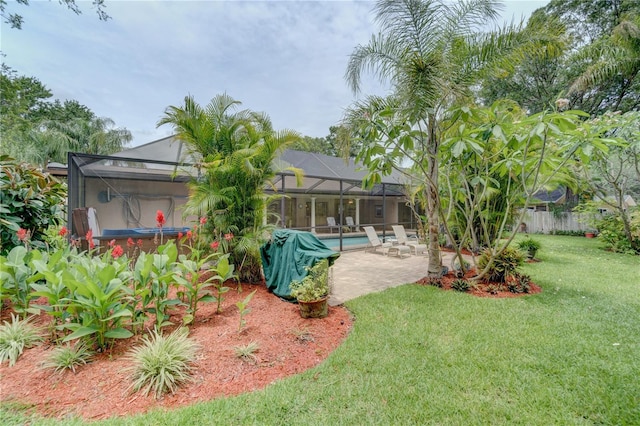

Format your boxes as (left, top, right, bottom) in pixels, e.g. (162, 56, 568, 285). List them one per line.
(260, 229, 340, 300)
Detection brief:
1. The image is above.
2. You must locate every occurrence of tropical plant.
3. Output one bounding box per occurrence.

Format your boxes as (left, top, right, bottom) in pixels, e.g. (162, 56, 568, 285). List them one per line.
(60, 252, 134, 350)
(0, 314, 42, 366)
(451, 279, 471, 292)
(289, 259, 330, 302)
(0, 155, 67, 256)
(477, 246, 524, 284)
(173, 252, 237, 325)
(507, 272, 532, 294)
(40, 341, 93, 374)
(343, 0, 566, 277)
(142, 240, 181, 331)
(157, 93, 303, 283)
(440, 101, 615, 280)
(127, 327, 200, 399)
(235, 289, 257, 332)
(0, 245, 41, 317)
(517, 237, 542, 259)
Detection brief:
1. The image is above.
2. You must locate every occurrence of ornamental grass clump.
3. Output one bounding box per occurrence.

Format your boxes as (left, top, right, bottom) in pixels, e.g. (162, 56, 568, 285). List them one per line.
(127, 327, 200, 399)
(234, 341, 260, 364)
(41, 341, 93, 374)
(0, 314, 43, 366)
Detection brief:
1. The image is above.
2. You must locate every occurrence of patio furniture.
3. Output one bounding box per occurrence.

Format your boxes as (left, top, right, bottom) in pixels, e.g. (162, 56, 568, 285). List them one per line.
(363, 226, 409, 257)
(345, 216, 356, 231)
(363, 226, 392, 255)
(392, 225, 427, 255)
(326, 217, 339, 233)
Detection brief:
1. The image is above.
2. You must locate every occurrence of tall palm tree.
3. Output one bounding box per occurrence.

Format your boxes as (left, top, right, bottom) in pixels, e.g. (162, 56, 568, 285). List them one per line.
(158, 94, 302, 283)
(344, 0, 564, 276)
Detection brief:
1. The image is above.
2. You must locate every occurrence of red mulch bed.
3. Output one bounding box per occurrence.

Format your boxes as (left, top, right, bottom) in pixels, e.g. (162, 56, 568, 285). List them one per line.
(0, 283, 352, 421)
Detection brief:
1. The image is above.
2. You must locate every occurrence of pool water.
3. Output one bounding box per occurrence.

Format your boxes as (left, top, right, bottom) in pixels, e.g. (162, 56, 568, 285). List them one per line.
(320, 236, 371, 248)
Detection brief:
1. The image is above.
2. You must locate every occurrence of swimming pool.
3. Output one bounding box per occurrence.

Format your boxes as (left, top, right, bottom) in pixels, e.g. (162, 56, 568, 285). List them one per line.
(319, 236, 372, 249)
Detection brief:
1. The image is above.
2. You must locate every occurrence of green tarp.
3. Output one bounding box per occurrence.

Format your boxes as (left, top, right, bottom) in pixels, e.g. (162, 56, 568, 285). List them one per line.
(260, 229, 340, 301)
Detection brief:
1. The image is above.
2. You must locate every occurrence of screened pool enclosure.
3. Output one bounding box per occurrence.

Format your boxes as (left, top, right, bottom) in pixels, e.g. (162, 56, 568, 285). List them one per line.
(67, 136, 419, 251)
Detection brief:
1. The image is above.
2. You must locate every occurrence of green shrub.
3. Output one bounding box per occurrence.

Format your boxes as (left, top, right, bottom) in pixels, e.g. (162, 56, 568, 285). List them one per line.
(424, 276, 443, 288)
(549, 230, 584, 236)
(507, 273, 532, 294)
(41, 341, 93, 374)
(594, 211, 640, 254)
(0, 156, 67, 256)
(477, 247, 524, 283)
(127, 327, 200, 399)
(0, 314, 43, 366)
(451, 279, 471, 292)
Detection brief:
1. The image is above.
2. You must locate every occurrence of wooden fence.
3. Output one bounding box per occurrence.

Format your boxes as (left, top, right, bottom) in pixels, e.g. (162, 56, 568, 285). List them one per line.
(519, 211, 595, 234)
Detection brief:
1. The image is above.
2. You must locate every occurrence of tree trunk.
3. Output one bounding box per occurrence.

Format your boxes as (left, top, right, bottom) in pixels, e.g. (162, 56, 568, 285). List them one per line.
(426, 121, 441, 277)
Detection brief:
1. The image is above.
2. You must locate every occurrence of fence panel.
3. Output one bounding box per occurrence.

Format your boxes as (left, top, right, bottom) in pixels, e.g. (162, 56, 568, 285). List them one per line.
(520, 211, 593, 234)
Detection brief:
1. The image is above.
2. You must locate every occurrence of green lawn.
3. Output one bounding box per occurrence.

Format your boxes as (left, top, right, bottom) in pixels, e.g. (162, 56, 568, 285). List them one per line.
(3, 235, 639, 425)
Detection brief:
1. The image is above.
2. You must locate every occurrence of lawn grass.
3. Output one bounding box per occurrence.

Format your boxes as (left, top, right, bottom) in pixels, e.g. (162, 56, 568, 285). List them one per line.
(2, 235, 639, 425)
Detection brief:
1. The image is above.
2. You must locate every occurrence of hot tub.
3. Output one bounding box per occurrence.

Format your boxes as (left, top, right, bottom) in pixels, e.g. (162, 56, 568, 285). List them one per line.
(101, 227, 190, 237)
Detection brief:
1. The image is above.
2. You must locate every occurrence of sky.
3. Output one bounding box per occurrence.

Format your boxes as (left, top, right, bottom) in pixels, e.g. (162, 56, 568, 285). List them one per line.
(1, 0, 550, 147)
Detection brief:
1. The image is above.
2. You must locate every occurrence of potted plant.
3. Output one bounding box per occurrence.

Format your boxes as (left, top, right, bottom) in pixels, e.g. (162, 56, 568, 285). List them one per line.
(290, 259, 330, 318)
(517, 237, 541, 260)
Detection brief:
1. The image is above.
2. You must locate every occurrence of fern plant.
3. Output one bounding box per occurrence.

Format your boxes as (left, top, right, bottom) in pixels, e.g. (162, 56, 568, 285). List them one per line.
(0, 314, 43, 366)
(127, 327, 200, 399)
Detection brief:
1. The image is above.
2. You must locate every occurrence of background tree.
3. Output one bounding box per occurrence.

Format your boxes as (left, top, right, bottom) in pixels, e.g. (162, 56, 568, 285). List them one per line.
(575, 111, 640, 253)
(478, 11, 568, 113)
(0, 65, 131, 167)
(0, 0, 110, 30)
(480, 0, 640, 115)
(158, 94, 302, 283)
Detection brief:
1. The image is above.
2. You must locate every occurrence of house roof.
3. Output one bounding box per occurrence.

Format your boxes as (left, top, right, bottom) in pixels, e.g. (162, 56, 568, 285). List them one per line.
(74, 135, 409, 196)
(532, 187, 566, 204)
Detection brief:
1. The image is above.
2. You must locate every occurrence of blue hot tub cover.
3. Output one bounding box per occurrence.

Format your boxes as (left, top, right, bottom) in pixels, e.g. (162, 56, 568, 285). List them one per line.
(260, 229, 340, 300)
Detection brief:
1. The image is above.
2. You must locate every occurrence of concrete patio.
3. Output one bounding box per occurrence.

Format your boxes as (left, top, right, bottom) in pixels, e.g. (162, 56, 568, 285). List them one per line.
(329, 248, 467, 306)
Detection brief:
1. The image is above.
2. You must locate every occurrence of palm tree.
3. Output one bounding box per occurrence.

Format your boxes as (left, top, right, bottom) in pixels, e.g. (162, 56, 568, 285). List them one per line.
(569, 12, 640, 113)
(158, 94, 302, 283)
(344, 0, 564, 276)
(37, 116, 131, 165)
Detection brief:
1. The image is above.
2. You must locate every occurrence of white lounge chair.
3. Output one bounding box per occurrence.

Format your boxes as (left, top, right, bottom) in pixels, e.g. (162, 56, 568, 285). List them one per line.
(392, 225, 427, 255)
(363, 226, 410, 257)
(345, 216, 355, 231)
(326, 217, 339, 233)
(363, 226, 391, 255)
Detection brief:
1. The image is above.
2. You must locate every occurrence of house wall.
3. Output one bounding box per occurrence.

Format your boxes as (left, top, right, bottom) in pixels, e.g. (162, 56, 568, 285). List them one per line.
(84, 177, 192, 233)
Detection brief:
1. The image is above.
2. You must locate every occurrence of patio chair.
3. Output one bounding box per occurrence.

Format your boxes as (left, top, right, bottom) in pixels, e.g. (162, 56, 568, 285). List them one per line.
(392, 225, 427, 255)
(326, 217, 339, 233)
(345, 216, 356, 231)
(363, 226, 409, 257)
(363, 226, 391, 255)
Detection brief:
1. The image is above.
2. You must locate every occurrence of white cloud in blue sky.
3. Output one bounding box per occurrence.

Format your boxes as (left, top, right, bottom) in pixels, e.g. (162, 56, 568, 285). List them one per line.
(1, 0, 549, 146)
